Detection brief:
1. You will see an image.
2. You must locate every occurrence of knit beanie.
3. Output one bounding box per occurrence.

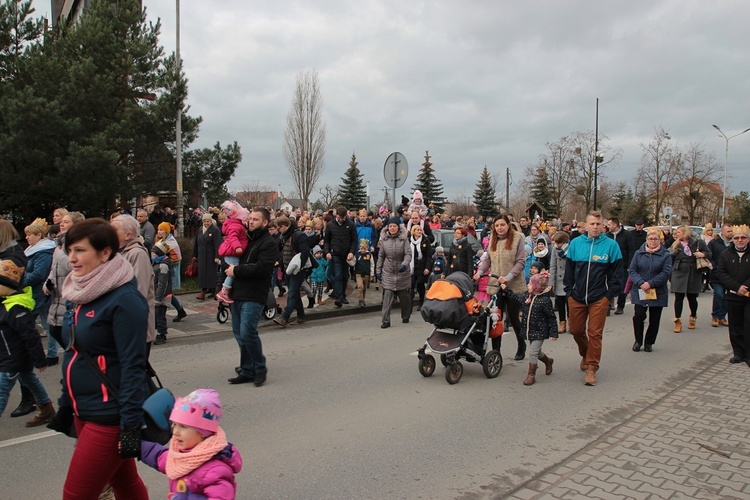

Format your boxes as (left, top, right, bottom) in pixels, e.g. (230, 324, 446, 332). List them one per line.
(413, 190, 423, 201)
(387, 217, 401, 227)
(529, 261, 545, 274)
(170, 389, 222, 437)
(529, 271, 550, 295)
(158, 222, 172, 234)
(0, 256, 24, 292)
(435, 246, 444, 254)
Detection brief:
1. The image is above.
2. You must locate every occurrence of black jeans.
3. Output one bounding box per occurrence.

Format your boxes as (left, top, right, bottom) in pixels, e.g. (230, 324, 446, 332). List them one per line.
(492, 298, 525, 354)
(727, 300, 750, 358)
(555, 296, 568, 322)
(633, 305, 663, 345)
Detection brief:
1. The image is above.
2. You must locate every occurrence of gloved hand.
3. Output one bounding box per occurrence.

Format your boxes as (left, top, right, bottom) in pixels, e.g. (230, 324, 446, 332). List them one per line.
(375, 274, 382, 282)
(47, 405, 76, 438)
(119, 428, 142, 459)
(398, 265, 407, 273)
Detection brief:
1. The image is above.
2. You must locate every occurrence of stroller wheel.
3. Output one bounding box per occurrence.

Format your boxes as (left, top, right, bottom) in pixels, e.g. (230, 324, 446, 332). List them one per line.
(482, 350, 502, 378)
(216, 307, 229, 324)
(418, 355, 436, 377)
(263, 306, 277, 320)
(445, 361, 463, 384)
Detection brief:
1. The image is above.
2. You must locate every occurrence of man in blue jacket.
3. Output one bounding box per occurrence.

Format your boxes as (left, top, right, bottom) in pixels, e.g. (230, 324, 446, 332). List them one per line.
(564, 211, 625, 386)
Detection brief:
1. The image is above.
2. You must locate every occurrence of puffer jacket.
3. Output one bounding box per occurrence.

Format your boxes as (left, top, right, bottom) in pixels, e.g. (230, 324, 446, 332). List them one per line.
(120, 238, 156, 343)
(23, 238, 55, 317)
(0, 288, 46, 372)
(503, 287, 558, 341)
(141, 440, 243, 499)
(376, 226, 412, 291)
(628, 243, 672, 308)
(59, 278, 148, 430)
(46, 238, 71, 327)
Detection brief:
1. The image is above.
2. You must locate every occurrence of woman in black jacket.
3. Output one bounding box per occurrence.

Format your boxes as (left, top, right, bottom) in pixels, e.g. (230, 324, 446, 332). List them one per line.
(409, 225, 434, 311)
(445, 226, 473, 277)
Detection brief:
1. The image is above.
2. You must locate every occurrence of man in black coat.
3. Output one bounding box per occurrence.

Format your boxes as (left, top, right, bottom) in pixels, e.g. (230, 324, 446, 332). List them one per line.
(273, 217, 310, 327)
(607, 217, 636, 315)
(630, 219, 647, 250)
(715, 224, 750, 366)
(709, 223, 733, 327)
(324, 206, 357, 308)
(225, 208, 277, 386)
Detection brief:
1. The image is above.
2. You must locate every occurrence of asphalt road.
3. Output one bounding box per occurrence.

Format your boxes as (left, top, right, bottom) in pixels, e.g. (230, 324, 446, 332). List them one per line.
(0, 296, 732, 499)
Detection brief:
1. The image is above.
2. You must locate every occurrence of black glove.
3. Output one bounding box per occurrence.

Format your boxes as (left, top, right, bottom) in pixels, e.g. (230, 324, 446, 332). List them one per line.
(47, 405, 76, 438)
(398, 265, 407, 273)
(119, 428, 142, 459)
(375, 274, 382, 282)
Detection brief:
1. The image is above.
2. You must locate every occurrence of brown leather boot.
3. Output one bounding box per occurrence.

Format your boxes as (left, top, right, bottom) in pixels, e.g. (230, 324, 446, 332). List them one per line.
(558, 320, 566, 333)
(688, 316, 697, 329)
(26, 402, 56, 427)
(523, 363, 537, 386)
(580, 357, 587, 371)
(673, 318, 682, 333)
(196, 291, 206, 300)
(584, 367, 597, 386)
(539, 354, 554, 375)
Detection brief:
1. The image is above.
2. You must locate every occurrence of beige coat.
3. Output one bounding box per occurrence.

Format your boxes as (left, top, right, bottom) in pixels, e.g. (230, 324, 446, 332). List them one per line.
(121, 238, 157, 343)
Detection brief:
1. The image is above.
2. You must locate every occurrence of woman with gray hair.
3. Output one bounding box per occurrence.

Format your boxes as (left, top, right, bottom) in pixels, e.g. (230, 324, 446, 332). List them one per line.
(111, 215, 156, 349)
(193, 213, 222, 300)
(669, 225, 711, 332)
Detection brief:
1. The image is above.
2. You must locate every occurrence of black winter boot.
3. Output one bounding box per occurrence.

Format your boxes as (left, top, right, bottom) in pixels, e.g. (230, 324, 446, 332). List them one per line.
(11, 385, 36, 418)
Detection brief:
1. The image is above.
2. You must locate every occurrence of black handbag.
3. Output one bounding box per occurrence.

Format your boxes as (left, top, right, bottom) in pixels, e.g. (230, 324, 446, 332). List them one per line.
(75, 339, 175, 445)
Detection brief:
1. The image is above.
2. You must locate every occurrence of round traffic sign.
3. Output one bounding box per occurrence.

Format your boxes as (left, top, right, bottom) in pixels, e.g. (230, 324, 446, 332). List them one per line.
(384, 152, 408, 189)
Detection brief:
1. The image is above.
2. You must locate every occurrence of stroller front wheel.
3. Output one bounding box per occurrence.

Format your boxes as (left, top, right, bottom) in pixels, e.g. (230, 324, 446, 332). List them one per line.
(445, 361, 463, 384)
(482, 350, 502, 378)
(418, 355, 436, 377)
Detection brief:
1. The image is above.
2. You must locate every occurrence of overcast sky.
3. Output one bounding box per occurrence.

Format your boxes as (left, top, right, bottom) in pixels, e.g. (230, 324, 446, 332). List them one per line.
(39, 0, 750, 204)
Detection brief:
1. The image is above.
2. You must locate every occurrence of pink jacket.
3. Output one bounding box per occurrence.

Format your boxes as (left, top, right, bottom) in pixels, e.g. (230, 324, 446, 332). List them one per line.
(142, 441, 243, 499)
(218, 218, 249, 258)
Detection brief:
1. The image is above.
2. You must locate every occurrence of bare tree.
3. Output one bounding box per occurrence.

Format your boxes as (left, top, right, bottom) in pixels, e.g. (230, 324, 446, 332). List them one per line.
(679, 143, 722, 224)
(318, 184, 339, 210)
(282, 70, 326, 210)
(567, 131, 622, 212)
(637, 127, 682, 223)
(237, 180, 274, 208)
(448, 190, 477, 216)
(538, 138, 577, 217)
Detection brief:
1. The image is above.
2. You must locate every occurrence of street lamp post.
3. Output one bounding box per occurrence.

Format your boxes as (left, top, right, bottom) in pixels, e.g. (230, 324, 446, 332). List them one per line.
(712, 125, 750, 225)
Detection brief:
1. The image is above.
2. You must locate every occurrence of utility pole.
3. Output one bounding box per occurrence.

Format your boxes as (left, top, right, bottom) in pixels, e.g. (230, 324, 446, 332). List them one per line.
(593, 97, 599, 212)
(175, 0, 184, 236)
(505, 167, 510, 215)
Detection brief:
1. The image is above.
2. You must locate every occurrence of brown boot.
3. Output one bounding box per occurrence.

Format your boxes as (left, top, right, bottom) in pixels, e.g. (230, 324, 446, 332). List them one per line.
(196, 291, 206, 300)
(688, 316, 697, 329)
(673, 318, 682, 333)
(539, 354, 554, 375)
(26, 402, 56, 427)
(523, 363, 537, 386)
(584, 367, 597, 386)
(580, 357, 587, 371)
(558, 320, 566, 333)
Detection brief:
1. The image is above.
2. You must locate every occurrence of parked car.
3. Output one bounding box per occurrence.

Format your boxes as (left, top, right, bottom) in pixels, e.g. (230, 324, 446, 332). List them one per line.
(431, 228, 483, 254)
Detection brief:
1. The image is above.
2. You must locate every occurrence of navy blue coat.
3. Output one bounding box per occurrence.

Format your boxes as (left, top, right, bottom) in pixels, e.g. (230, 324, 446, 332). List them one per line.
(628, 243, 672, 307)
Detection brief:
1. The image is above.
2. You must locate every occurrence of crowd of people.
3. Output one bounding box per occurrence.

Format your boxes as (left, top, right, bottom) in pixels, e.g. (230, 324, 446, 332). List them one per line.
(1, 193, 749, 497)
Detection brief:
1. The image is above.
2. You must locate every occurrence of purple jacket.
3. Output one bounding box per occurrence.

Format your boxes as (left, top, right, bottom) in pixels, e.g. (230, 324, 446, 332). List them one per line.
(141, 441, 243, 499)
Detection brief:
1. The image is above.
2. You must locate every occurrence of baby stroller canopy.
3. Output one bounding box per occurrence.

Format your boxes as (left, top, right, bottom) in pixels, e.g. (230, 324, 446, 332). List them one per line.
(421, 272, 475, 329)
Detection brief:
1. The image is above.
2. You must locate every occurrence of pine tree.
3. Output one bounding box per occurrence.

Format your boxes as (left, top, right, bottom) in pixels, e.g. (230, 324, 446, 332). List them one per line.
(336, 153, 367, 210)
(473, 166, 497, 218)
(412, 150, 445, 214)
(530, 166, 557, 218)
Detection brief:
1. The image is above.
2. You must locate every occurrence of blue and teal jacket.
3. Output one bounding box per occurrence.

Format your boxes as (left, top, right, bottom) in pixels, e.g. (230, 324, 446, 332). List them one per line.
(563, 232, 624, 304)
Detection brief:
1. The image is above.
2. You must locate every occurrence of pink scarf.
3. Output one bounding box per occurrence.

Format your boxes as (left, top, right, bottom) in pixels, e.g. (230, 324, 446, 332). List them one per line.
(62, 253, 134, 304)
(166, 427, 229, 480)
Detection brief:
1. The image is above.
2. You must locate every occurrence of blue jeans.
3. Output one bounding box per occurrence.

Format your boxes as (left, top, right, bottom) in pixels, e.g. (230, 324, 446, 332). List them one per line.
(230, 300, 267, 378)
(282, 272, 306, 321)
(222, 256, 239, 288)
(712, 282, 727, 320)
(0, 371, 51, 417)
(34, 304, 58, 358)
(330, 255, 345, 301)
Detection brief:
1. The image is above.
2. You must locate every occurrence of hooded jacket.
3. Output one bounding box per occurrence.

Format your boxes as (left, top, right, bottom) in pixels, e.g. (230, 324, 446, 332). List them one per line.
(564, 232, 624, 305)
(141, 441, 243, 499)
(376, 226, 412, 291)
(23, 238, 56, 316)
(0, 287, 45, 372)
(45, 238, 71, 327)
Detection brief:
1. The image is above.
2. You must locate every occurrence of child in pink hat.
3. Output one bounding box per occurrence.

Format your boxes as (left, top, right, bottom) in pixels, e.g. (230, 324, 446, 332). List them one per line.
(141, 389, 243, 498)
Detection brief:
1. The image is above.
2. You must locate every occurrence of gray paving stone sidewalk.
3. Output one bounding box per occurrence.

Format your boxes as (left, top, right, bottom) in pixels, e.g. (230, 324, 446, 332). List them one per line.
(507, 353, 750, 499)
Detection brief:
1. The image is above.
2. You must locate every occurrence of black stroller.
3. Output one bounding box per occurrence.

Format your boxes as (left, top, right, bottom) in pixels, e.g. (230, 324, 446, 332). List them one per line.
(416, 272, 504, 384)
(216, 288, 281, 324)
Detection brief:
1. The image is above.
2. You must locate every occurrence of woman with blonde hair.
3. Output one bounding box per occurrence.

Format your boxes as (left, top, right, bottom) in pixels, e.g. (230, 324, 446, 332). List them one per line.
(669, 225, 711, 332)
(629, 227, 672, 351)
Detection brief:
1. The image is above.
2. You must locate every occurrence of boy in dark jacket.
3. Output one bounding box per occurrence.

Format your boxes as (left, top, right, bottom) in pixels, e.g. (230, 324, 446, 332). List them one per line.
(501, 270, 557, 386)
(428, 246, 446, 289)
(151, 242, 172, 346)
(354, 240, 374, 307)
(0, 256, 55, 426)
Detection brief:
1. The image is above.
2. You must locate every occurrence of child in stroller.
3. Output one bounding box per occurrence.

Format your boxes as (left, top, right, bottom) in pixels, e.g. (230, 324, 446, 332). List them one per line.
(416, 272, 504, 384)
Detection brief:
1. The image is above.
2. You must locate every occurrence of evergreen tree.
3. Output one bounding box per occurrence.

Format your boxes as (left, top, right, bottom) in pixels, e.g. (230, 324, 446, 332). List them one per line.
(530, 166, 557, 218)
(336, 153, 367, 210)
(412, 150, 445, 214)
(183, 141, 242, 207)
(473, 165, 497, 218)
(729, 191, 750, 225)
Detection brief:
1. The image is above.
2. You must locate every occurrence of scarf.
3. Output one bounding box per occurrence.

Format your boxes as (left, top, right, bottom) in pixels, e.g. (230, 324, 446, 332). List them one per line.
(166, 427, 229, 480)
(62, 253, 134, 304)
(680, 240, 692, 257)
(453, 237, 467, 247)
(410, 236, 423, 273)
